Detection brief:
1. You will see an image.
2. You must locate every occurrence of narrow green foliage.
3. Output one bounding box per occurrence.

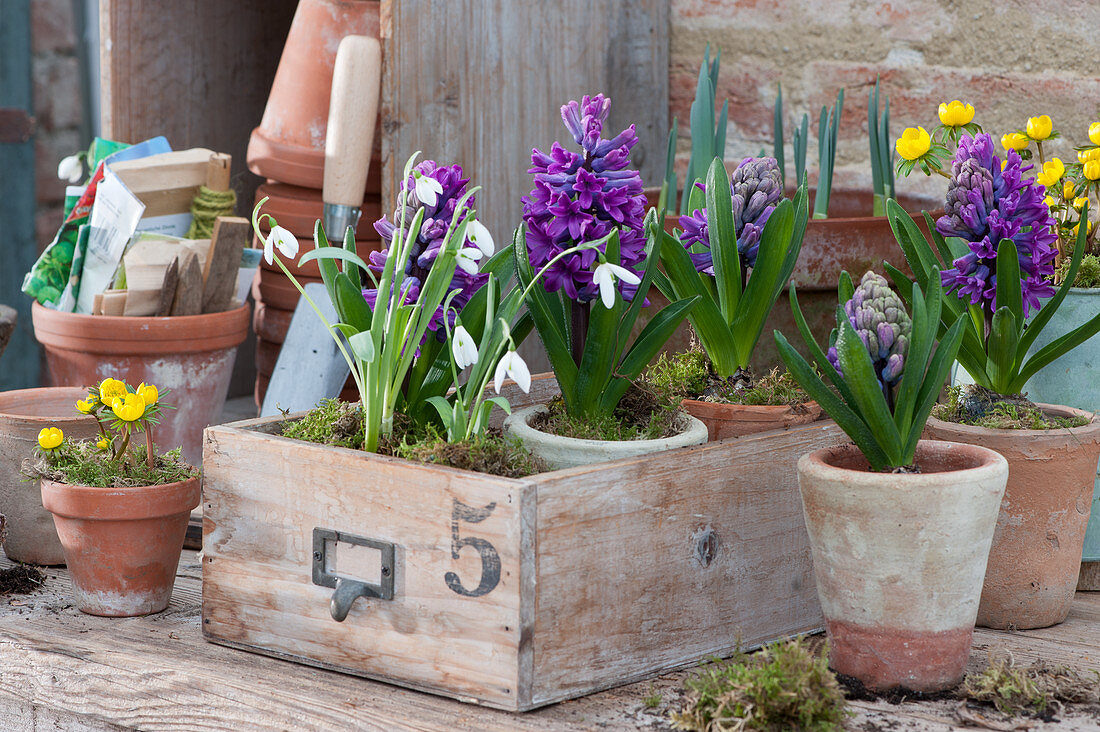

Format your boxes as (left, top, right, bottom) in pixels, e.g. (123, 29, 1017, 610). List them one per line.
(669, 637, 849, 732)
(29, 442, 196, 488)
(773, 83, 786, 187)
(643, 687, 663, 710)
(681, 44, 729, 216)
(886, 199, 1100, 396)
(812, 88, 843, 219)
(867, 77, 895, 215)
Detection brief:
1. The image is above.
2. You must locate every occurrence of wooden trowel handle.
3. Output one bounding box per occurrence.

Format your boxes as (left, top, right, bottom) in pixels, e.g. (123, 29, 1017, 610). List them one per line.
(324, 35, 382, 208)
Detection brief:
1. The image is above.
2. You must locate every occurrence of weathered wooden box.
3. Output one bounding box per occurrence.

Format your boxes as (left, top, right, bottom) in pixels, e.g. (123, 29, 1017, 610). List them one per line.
(201, 415, 845, 711)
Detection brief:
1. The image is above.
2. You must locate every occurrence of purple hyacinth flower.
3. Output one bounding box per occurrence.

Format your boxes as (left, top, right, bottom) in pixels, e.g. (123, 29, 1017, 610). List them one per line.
(368, 160, 489, 344)
(678, 157, 784, 273)
(522, 93, 647, 303)
(937, 133, 1058, 317)
(830, 272, 912, 389)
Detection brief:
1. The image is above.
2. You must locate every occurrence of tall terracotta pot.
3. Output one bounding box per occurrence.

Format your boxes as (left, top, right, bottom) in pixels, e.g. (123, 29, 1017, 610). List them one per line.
(246, 0, 382, 189)
(798, 440, 1007, 692)
(31, 303, 250, 466)
(924, 405, 1100, 629)
(41, 476, 200, 616)
(0, 388, 100, 565)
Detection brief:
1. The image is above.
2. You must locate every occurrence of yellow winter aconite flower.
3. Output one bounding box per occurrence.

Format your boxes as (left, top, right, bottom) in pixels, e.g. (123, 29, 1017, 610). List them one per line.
(96, 437, 110, 451)
(1065, 180, 1077, 199)
(1074, 196, 1089, 210)
(1080, 148, 1100, 164)
(1043, 195, 1055, 208)
(76, 398, 95, 414)
(895, 127, 931, 161)
(1090, 122, 1100, 146)
(1074, 219, 1095, 237)
(1025, 115, 1053, 140)
(111, 393, 146, 422)
(98, 377, 127, 402)
(938, 100, 974, 127)
(1036, 158, 1065, 188)
(37, 427, 63, 450)
(1001, 132, 1029, 151)
(136, 382, 159, 407)
(1085, 159, 1100, 181)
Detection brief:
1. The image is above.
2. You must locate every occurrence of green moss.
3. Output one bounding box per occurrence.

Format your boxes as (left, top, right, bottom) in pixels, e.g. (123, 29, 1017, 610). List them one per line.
(29, 441, 197, 488)
(647, 351, 810, 406)
(962, 655, 1100, 716)
(532, 389, 681, 442)
(935, 385, 1089, 430)
(279, 399, 544, 478)
(670, 637, 849, 732)
(1057, 253, 1100, 289)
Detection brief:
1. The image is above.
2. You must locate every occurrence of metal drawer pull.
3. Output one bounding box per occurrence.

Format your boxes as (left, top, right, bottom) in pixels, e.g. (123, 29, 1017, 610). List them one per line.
(312, 528, 395, 622)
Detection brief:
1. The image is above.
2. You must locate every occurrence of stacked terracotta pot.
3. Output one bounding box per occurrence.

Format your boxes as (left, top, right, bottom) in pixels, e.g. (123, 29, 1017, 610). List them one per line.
(247, 0, 383, 407)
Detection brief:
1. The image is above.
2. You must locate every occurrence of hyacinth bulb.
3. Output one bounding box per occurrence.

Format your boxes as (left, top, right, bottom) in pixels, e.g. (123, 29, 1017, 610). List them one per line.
(678, 156, 783, 274)
(828, 271, 911, 388)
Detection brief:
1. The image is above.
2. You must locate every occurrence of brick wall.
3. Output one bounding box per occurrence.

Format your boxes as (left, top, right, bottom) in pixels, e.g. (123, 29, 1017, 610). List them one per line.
(31, 0, 85, 251)
(670, 0, 1100, 206)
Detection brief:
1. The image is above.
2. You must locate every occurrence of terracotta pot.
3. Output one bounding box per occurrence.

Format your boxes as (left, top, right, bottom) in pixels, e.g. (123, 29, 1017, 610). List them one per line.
(255, 267, 323, 311)
(41, 476, 200, 616)
(0, 388, 100, 565)
(31, 303, 250, 466)
(255, 181, 382, 239)
(682, 399, 822, 441)
(247, 0, 382, 189)
(798, 440, 1007, 692)
(924, 405, 1100, 629)
(502, 405, 709, 470)
(253, 301, 294, 345)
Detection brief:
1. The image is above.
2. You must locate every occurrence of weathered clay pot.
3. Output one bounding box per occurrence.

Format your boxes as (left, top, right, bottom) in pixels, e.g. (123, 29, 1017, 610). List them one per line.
(255, 181, 381, 239)
(1021, 288, 1100, 589)
(924, 404, 1100, 629)
(798, 440, 1007, 692)
(246, 0, 382, 189)
(0, 388, 100, 565)
(41, 476, 200, 616)
(31, 303, 250, 466)
(503, 405, 708, 470)
(682, 399, 822, 441)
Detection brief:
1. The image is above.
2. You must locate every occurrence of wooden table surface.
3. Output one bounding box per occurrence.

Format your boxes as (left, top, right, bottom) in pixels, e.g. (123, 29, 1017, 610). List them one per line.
(2, 551, 1100, 731)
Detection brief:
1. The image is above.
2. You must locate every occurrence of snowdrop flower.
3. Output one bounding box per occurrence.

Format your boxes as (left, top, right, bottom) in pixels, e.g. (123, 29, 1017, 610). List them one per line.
(413, 172, 443, 207)
(451, 325, 479, 370)
(592, 261, 641, 309)
(57, 154, 83, 183)
(494, 349, 531, 394)
(455, 246, 483, 275)
(467, 219, 495, 257)
(264, 225, 299, 265)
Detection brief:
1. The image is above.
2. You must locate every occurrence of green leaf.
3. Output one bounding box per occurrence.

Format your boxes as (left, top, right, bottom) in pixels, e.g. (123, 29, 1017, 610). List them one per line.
(775, 331, 891, 470)
(1014, 312, 1100, 392)
(513, 227, 577, 397)
(313, 220, 340, 311)
(731, 198, 794, 365)
(774, 82, 785, 186)
(619, 295, 699, 378)
(343, 225, 361, 291)
(892, 278, 931, 434)
(425, 395, 456, 431)
(994, 239, 1024, 338)
(705, 158, 742, 324)
(985, 307, 1019, 393)
(1018, 204, 1090, 357)
(903, 316, 966, 460)
(835, 316, 904, 461)
(348, 331, 376, 363)
(334, 271, 372, 333)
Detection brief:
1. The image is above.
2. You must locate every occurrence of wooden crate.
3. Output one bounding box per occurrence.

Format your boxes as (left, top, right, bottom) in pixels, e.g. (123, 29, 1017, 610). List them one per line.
(201, 416, 844, 711)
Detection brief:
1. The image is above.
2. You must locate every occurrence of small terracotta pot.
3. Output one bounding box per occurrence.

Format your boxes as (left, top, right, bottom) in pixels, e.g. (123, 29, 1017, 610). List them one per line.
(41, 476, 200, 616)
(255, 267, 323, 311)
(0, 388, 100, 565)
(246, 0, 382, 189)
(682, 399, 822, 441)
(502, 405, 709, 470)
(256, 181, 382, 239)
(32, 303, 250, 466)
(798, 440, 1008, 692)
(924, 404, 1100, 629)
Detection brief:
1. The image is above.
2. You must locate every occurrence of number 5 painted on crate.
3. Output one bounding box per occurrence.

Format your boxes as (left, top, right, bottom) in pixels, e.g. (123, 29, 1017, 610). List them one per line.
(444, 500, 501, 597)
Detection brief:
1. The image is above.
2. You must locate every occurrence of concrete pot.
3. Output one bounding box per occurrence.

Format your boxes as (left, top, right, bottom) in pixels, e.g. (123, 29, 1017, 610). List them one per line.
(0, 388, 101, 565)
(502, 405, 708, 470)
(798, 440, 1007, 692)
(31, 303, 250, 466)
(682, 399, 822, 441)
(41, 476, 200, 616)
(924, 404, 1100, 629)
(1021, 288, 1100, 588)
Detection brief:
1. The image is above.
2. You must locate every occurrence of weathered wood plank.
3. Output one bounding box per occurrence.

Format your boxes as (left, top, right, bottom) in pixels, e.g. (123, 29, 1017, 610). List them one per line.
(202, 424, 528, 708)
(529, 421, 844, 706)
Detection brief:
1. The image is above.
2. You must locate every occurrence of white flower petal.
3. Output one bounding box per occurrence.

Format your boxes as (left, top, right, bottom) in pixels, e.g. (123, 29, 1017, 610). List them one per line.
(456, 247, 483, 274)
(262, 236, 274, 265)
(505, 351, 531, 393)
(606, 262, 641, 285)
(468, 220, 495, 257)
(269, 226, 299, 260)
(593, 264, 616, 309)
(57, 155, 82, 183)
(452, 325, 478, 370)
(494, 353, 509, 394)
(414, 174, 442, 207)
